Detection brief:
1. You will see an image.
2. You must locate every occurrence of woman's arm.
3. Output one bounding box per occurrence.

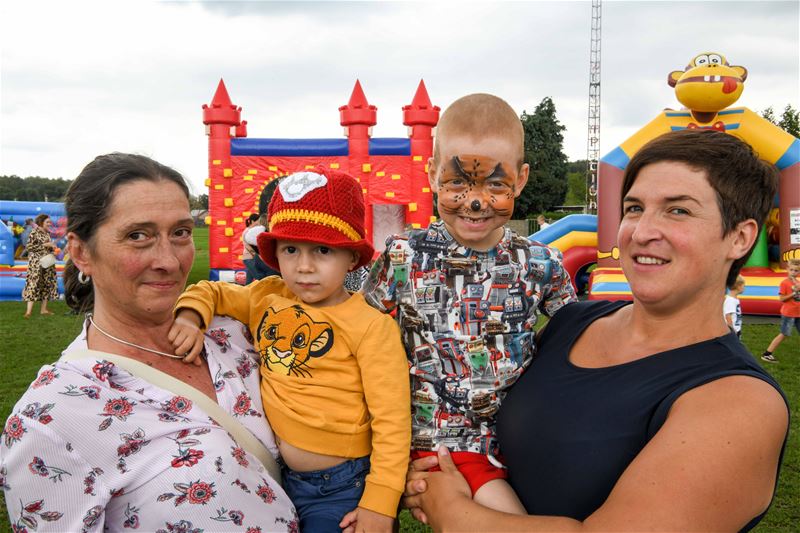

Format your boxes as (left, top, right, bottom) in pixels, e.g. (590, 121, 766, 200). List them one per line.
(405, 375, 788, 532)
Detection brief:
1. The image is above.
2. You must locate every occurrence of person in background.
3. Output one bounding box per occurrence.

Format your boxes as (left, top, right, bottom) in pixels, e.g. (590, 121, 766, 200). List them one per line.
(761, 258, 800, 362)
(2, 153, 296, 531)
(724, 275, 745, 338)
(243, 213, 281, 282)
(403, 130, 788, 532)
(20, 218, 35, 258)
(242, 212, 262, 284)
(536, 214, 550, 229)
(22, 213, 58, 318)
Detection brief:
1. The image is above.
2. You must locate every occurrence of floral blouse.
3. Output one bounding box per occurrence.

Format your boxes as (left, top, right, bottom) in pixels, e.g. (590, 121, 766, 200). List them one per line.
(1, 316, 298, 532)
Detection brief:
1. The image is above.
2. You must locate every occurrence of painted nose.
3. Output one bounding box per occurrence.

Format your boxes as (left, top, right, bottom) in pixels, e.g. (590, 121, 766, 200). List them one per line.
(470, 200, 482, 212)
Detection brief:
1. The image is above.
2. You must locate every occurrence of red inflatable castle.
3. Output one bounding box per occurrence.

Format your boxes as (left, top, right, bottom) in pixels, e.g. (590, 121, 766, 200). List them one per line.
(202, 80, 439, 281)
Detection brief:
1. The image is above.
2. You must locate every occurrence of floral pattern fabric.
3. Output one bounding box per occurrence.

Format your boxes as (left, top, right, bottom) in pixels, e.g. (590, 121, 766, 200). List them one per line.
(1, 316, 297, 532)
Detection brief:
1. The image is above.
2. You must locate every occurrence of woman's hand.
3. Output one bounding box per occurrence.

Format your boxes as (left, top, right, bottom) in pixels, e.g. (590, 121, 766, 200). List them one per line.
(403, 447, 472, 528)
(168, 309, 205, 365)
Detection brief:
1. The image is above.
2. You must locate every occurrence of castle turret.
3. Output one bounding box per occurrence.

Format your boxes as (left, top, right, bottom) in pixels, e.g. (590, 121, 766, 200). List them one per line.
(403, 79, 440, 228)
(339, 79, 377, 157)
(203, 79, 245, 271)
(340, 80, 377, 240)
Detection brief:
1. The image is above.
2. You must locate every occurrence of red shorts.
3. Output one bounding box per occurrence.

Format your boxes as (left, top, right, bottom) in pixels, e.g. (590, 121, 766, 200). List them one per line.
(410, 450, 506, 495)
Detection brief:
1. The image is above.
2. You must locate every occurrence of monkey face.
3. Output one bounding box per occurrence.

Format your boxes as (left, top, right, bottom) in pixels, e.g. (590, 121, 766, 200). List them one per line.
(668, 52, 748, 113)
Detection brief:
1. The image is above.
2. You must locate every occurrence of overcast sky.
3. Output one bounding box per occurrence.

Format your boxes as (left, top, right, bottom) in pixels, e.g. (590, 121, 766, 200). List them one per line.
(1, 0, 798, 196)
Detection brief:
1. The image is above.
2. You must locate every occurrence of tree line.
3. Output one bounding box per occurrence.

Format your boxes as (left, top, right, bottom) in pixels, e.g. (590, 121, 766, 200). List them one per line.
(3, 102, 797, 219)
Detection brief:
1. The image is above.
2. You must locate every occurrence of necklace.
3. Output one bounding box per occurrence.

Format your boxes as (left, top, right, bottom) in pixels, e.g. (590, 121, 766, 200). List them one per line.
(87, 313, 184, 359)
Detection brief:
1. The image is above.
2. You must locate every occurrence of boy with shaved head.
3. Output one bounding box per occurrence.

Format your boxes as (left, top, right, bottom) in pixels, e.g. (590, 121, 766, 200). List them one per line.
(363, 93, 576, 513)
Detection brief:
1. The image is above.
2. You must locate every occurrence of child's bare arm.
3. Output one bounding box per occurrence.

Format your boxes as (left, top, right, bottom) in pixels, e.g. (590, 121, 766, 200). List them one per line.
(168, 309, 205, 365)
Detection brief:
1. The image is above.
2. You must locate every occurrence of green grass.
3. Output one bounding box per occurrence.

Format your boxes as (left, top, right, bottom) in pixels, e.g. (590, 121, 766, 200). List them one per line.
(1, 226, 797, 530)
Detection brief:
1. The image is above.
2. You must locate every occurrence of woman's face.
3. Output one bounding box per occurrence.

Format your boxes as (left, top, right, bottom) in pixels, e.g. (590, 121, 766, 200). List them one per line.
(73, 180, 195, 322)
(42, 218, 52, 230)
(618, 161, 746, 310)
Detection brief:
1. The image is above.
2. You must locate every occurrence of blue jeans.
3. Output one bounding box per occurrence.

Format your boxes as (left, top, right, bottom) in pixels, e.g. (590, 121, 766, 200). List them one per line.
(282, 456, 370, 533)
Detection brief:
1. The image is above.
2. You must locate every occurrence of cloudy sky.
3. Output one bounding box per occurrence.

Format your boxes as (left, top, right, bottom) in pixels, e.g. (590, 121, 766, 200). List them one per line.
(1, 0, 798, 195)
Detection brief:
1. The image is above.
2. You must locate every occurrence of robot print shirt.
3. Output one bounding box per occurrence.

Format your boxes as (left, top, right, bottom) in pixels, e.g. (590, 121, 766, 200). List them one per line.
(364, 221, 577, 457)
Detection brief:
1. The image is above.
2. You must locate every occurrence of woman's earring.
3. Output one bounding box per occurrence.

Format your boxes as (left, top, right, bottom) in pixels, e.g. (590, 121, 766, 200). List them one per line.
(77, 271, 91, 285)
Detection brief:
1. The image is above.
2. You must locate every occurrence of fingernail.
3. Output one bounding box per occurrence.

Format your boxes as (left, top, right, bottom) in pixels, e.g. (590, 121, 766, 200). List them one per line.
(438, 446, 449, 456)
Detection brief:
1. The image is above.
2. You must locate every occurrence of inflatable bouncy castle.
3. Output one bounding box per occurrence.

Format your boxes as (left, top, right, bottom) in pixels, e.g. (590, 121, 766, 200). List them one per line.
(0, 200, 67, 301)
(202, 80, 439, 282)
(586, 52, 799, 315)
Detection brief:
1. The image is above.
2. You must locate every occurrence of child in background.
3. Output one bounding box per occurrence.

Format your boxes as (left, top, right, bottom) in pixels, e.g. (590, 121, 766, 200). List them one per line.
(723, 275, 745, 338)
(363, 93, 577, 513)
(761, 258, 800, 362)
(170, 168, 410, 532)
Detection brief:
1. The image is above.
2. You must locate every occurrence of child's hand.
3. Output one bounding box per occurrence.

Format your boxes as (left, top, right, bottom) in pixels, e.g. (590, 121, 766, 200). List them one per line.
(339, 507, 394, 533)
(168, 309, 205, 365)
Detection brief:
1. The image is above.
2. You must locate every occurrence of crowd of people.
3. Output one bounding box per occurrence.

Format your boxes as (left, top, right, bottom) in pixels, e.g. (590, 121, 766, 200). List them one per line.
(1, 93, 791, 532)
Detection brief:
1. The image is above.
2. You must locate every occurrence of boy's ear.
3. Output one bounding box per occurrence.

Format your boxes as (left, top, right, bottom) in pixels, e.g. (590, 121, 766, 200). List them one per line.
(727, 219, 759, 261)
(67, 232, 93, 276)
(427, 157, 439, 192)
(350, 251, 360, 271)
(514, 163, 530, 198)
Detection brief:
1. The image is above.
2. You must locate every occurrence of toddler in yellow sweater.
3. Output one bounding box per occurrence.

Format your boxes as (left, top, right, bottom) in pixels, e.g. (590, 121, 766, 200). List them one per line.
(169, 167, 410, 533)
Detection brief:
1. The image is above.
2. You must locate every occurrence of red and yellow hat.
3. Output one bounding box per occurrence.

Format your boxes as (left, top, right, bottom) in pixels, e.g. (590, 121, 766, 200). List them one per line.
(257, 166, 374, 271)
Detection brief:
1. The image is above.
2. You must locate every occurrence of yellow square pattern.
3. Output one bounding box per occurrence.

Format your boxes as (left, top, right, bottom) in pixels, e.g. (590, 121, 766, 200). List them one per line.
(212, 159, 221, 165)
(219, 247, 229, 253)
(413, 155, 423, 162)
(224, 228, 234, 236)
(223, 168, 233, 177)
(362, 163, 371, 172)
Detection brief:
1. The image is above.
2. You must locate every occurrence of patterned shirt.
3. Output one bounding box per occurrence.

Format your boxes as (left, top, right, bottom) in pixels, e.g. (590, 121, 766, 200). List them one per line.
(363, 221, 576, 459)
(1, 316, 297, 532)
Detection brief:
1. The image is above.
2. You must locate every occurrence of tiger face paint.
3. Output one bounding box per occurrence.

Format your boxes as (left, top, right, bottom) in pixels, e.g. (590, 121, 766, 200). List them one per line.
(437, 154, 518, 218)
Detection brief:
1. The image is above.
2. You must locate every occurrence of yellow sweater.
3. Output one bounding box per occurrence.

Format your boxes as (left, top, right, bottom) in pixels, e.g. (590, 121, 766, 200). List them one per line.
(175, 277, 411, 517)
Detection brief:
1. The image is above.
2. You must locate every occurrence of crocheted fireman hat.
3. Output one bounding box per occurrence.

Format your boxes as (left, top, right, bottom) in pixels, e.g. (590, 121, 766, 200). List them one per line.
(257, 167, 374, 272)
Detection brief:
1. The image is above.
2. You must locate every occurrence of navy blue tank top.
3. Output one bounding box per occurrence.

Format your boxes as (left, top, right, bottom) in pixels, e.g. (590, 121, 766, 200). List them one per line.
(497, 300, 787, 529)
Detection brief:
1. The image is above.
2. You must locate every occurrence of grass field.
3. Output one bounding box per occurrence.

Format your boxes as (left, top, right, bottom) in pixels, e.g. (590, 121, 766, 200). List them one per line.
(1, 227, 797, 531)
